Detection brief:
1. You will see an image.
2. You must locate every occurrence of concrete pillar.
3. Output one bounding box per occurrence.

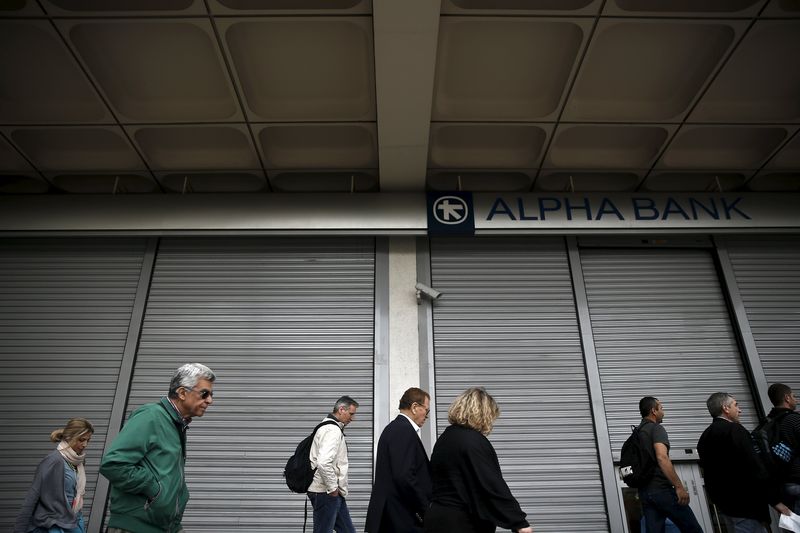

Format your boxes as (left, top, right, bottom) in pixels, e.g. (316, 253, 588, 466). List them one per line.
(387, 236, 422, 418)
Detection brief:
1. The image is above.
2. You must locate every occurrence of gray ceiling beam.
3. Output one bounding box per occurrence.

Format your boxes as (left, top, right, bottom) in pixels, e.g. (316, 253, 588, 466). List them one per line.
(373, 0, 441, 192)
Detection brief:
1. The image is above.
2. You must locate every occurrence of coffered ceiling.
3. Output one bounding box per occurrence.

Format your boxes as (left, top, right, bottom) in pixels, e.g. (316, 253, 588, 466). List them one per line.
(1, 0, 799, 195)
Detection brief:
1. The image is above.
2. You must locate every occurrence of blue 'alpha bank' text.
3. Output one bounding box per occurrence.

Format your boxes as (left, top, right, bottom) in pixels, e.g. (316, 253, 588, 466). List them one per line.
(486, 196, 751, 222)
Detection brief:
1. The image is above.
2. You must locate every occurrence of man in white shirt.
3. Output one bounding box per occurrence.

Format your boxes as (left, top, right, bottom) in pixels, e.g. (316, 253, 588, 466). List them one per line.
(308, 396, 359, 533)
(365, 388, 432, 532)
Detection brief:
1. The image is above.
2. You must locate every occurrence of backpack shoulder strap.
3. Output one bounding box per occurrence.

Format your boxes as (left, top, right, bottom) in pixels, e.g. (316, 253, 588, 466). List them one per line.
(636, 420, 658, 460)
(311, 419, 342, 437)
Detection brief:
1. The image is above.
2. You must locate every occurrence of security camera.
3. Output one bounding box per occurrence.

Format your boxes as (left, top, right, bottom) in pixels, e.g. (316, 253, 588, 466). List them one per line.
(415, 282, 442, 304)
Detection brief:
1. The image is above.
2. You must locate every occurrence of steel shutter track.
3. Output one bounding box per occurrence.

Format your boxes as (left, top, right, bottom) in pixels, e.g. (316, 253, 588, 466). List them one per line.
(725, 235, 800, 392)
(430, 237, 609, 533)
(0, 238, 148, 531)
(124, 237, 374, 532)
(580, 248, 759, 457)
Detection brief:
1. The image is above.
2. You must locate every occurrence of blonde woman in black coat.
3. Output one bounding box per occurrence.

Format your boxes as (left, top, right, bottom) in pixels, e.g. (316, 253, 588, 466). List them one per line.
(425, 387, 533, 533)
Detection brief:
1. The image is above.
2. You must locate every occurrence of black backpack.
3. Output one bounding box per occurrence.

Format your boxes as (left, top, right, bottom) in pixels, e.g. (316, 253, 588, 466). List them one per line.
(284, 419, 341, 493)
(751, 411, 795, 480)
(619, 423, 657, 488)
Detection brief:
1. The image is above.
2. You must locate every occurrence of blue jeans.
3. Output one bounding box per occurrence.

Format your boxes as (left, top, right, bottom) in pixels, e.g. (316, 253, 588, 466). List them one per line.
(639, 487, 703, 533)
(719, 514, 767, 533)
(307, 492, 356, 533)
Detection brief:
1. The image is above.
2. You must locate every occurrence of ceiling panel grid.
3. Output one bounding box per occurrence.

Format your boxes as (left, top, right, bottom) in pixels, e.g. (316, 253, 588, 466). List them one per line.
(0, 0, 378, 194)
(427, 0, 800, 193)
(1, 0, 799, 195)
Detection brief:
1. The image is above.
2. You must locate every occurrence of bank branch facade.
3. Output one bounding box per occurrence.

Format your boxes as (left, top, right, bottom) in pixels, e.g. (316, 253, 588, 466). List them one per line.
(1, 192, 798, 533)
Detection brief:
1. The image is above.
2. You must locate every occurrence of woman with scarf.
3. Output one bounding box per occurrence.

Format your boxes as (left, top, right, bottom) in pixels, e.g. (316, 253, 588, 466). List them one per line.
(15, 418, 94, 533)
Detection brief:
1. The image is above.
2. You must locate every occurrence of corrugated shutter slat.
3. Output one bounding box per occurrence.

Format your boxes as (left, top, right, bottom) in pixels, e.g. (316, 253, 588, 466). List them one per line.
(0, 238, 147, 531)
(124, 237, 374, 532)
(580, 248, 759, 457)
(431, 237, 609, 533)
(726, 236, 800, 392)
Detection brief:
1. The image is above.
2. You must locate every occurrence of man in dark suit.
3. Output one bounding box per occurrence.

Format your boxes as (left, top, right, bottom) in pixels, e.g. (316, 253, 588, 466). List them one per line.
(697, 392, 790, 532)
(365, 387, 433, 533)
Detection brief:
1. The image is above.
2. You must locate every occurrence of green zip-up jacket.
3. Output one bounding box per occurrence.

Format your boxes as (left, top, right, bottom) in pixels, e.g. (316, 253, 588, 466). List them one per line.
(100, 397, 189, 533)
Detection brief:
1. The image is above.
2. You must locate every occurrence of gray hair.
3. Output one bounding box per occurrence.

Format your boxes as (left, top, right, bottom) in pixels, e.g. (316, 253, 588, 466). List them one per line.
(333, 395, 359, 414)
(168, 363, 216, 398)
(706, 392, 735, 418)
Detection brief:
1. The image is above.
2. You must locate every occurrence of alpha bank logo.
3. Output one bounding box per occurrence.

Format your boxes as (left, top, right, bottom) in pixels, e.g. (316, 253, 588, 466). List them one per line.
(427, 192, 474, 235)
(433, 196, 469, 225)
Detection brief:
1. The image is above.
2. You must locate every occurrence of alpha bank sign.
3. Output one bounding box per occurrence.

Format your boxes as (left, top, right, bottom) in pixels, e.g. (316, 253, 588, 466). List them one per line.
(1, 192, 798, 235)
(427, 193, 800, 234)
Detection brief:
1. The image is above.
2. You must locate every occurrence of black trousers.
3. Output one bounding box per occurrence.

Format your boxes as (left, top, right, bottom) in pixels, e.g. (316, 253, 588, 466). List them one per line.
(423, 502, 495, 533)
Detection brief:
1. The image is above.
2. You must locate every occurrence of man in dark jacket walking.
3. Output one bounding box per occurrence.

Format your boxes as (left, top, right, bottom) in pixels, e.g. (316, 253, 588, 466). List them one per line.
(365, 387, 433, 532)
(697, 392, 790, 532)
(766, 383, 800, 514)
(100, 363, 216, 533)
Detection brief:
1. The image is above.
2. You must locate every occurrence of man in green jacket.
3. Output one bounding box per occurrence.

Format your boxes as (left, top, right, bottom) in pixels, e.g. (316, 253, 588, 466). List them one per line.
(100, 363, 216, 533)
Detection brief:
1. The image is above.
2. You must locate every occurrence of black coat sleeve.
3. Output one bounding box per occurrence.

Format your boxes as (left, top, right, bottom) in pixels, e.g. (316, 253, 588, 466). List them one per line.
(459, 433, 529, 531)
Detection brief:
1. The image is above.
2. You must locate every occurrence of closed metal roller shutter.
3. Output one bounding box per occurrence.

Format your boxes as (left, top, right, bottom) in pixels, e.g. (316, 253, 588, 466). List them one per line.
(579, 248, 759, 457)
(725, 236, 800, 393)
(123, 237, 374, 532)
(0, 238, 148, 531)
(430, 237, 609, 533)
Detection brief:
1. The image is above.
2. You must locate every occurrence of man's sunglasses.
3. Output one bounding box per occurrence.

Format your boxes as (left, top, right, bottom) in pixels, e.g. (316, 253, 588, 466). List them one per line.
(184, 387, 213, 399)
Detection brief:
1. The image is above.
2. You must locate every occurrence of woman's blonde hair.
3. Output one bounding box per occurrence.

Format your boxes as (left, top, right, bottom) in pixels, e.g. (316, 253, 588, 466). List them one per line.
(447, 387, 500, 435)
(50, 418, 94, 445)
